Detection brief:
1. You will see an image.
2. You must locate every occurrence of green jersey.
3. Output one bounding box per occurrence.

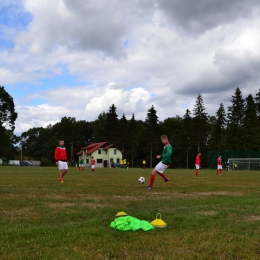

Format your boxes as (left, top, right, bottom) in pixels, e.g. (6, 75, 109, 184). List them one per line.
(161, 142, 173, 164)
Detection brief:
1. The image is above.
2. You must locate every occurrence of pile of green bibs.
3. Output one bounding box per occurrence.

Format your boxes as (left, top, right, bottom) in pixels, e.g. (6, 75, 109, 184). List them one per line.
(110, 216, 154, 232)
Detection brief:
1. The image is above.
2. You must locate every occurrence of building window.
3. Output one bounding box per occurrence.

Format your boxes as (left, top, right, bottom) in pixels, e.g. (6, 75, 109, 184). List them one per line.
(86, 159, 89, 163)
(97, 159, 103, 163)
(98, 149, 101, 154)
(114, 149, 117, 155)
(116, 158, 120, 163)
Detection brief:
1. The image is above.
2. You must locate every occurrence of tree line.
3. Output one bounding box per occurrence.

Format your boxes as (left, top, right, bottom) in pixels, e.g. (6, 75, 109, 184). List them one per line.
(1, 85, 260, 167)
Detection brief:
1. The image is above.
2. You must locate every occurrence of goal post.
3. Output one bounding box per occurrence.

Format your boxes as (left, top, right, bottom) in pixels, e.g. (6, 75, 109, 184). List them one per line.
(228, 158, 260, 171)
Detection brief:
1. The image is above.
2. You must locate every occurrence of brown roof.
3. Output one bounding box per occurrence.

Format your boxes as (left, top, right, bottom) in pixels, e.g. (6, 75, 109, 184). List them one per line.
(76, 142, 119, 156)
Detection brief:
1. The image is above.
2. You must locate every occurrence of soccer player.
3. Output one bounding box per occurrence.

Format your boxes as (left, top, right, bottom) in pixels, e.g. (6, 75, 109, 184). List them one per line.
(216, 155, 222, 175)
(78, 157, 84, 171)
(54, 140, 68, 183)
(195, 152, 201, 177)
(142, 159, 146, 169)
(147, 135, 172, 190)
(91, 156, 96, 172)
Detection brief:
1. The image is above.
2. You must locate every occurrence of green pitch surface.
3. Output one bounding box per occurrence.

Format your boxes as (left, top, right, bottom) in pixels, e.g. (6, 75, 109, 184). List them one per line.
(1, 167, 260, 260)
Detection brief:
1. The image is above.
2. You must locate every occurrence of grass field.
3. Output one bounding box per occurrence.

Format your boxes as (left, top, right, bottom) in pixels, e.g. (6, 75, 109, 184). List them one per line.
(1, 166, 260, 260)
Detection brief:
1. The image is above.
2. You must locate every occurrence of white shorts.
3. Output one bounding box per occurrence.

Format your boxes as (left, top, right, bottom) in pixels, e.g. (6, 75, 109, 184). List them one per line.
(195, 164, 200, 170)
(155, 161, 169, 173)
(218, 165, 222, 170)
(58, 161, 68, 170)
(91, 165, 95, 169)
(79, 164, 83, 167)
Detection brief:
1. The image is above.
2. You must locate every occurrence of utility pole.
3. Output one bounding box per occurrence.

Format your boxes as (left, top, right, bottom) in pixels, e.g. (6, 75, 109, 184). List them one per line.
(150, 141, 153, 168)
(70, 142, 73, 166)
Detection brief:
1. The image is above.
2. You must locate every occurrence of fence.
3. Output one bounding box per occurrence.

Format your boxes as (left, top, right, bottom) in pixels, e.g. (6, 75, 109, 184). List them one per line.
(207, 150, 260, 169)
(1, 159, 41, 166)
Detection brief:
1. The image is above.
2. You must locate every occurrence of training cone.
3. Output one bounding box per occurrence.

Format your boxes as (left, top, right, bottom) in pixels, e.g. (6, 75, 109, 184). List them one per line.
(150, 213, 167, 228)
(115, 211, 128, 217)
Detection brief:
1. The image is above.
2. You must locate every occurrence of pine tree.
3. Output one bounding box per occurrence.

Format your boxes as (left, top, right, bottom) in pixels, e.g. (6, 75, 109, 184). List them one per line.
(243, 94, 259, 149)
(128, 114, 138, 167)
(145, 105, 159, 167)
(93, 112, 107, 142)
(119, 114, 128, 154)
(193, 94, 209, 153)
(255, 89, 260, 116)
(182, 109, 193, 168)
(105, 104, 119, 144)
(214, 103, 226, 152)
(226, 88, 245, 149)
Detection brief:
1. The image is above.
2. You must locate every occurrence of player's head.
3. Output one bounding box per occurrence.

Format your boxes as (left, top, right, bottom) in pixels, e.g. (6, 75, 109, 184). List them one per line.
(59, 140, 64, 146)
(198, 152, 201, 156)
(161, 135, 168, 143)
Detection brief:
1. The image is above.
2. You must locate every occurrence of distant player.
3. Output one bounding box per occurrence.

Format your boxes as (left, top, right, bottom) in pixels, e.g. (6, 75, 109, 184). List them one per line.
(195, 152, 201, 177)
(91, 157, 96, 172)
(142, 159, 146, 169)
(54, 140, 68, 183)
(147, 135, 172, 189)
(78, 157, 84, 171)
(120, 159, 124, 168)
(216, 155, 222, 175)
(234, 163, 238, 170)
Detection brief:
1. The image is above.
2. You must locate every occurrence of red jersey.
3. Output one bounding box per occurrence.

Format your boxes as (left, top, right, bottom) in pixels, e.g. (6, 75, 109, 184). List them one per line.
(195, 155, 200, 165)
(54, 146, 68, 162)
(91, 159, 96, 166)
(217, 157, 222, 166)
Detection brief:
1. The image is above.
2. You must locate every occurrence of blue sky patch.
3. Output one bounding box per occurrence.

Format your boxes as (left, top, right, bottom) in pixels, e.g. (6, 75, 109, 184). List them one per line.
(0, 4, 32, 29)
(123, 40, 128, 48)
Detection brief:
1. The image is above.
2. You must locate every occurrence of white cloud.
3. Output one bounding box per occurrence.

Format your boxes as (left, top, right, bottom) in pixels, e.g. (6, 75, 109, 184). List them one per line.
(1, 0, 260, 135)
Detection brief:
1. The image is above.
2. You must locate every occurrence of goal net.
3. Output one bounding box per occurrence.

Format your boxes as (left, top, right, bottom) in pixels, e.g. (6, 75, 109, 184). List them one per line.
(228, 158, 260, 171)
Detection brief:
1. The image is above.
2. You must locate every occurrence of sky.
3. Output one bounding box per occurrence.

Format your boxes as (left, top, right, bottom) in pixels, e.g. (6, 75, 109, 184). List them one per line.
(1, 0, 260, 135)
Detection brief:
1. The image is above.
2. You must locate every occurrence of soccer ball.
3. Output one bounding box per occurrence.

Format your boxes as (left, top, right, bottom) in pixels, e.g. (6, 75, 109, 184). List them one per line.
(138, 177, 145, 184)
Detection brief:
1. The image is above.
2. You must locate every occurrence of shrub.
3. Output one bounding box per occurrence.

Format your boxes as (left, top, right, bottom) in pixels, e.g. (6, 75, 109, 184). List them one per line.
(40, 158, 52, 166)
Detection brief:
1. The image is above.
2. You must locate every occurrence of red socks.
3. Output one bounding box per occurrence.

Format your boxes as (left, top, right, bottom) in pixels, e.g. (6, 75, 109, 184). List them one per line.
(196, 170, 199, 176)
(157, 172, 167, 180)
(149, 175, 155, 187)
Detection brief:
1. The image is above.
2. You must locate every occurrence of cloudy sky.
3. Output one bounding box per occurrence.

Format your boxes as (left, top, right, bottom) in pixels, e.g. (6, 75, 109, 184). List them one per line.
(1, 0, 260, 135)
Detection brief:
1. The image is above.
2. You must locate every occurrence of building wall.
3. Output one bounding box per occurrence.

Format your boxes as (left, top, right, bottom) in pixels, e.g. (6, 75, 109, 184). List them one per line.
(79, 148, 122, 168)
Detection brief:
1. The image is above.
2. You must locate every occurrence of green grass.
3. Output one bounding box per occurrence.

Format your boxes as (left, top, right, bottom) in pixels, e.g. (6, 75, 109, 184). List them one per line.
(1, 166, 260, 259)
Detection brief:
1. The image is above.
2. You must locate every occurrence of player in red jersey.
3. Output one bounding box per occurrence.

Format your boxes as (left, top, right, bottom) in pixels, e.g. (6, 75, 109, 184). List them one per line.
(54, 140, 68, 183)
(91, 157, 96, 172)
(216, 155, 222, 175)
(195, 152, 201, 177)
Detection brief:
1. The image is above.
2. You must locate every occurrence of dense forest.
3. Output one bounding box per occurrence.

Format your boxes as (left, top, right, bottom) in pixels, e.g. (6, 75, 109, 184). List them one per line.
(1, 85, 260, 168)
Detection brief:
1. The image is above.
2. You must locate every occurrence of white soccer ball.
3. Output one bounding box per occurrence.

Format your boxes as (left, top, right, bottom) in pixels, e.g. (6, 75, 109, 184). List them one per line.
(138, 177, 145, 184)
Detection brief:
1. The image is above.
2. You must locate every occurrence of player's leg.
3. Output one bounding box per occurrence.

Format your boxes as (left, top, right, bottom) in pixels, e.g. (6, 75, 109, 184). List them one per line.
(58, 161, 64, 183)
(59, 170, 63, 182)
(62, 162, 68, 179)
(156, 166, 169, 182)
(195, 164, 199, 176)
(147, 167, 157, 189)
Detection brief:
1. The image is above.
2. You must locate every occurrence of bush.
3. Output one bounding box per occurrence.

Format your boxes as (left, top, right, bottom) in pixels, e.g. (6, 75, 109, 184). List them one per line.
(41, 158, 52, 166)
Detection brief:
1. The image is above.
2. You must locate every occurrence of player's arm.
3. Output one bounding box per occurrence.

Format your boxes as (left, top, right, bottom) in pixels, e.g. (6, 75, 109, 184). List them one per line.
(54, 148, 59, 165)
(54, 148, 59, 162)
